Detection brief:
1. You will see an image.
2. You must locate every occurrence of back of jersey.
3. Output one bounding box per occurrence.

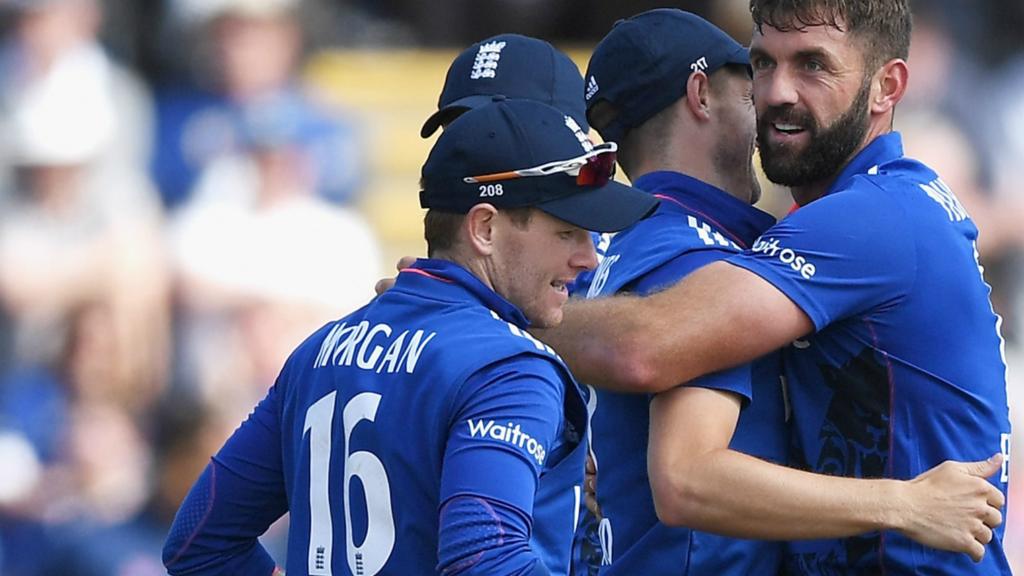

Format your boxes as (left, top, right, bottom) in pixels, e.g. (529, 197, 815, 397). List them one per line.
(276, 291, 458, 575)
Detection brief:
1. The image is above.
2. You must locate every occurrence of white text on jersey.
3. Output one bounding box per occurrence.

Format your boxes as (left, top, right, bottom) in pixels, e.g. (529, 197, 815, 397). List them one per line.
(314, 321, 436, 374)
(467, 419, 546, 465)
(750, 237, 817, 280)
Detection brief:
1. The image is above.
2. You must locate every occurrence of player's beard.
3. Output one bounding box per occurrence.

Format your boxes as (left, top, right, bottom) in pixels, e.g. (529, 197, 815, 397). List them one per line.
(756, 77, 871, 188)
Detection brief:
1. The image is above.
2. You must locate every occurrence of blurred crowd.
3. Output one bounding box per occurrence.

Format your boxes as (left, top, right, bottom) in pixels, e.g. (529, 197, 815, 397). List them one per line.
(0, 0, 1021, 574)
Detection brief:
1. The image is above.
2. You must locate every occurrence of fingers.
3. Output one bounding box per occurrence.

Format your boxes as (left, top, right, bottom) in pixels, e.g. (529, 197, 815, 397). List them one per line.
(981, 504, 1003, 530)
(964, 453, 1003, 479)
(972, 522, 993, 546)
(585, 493, 602, 519)
(967, 539, 985, 563)
(376, 257, 418, 295)
(397, 256, 416, 271)
(374, 277, 396, 295)
(986, 484, 1006, 510)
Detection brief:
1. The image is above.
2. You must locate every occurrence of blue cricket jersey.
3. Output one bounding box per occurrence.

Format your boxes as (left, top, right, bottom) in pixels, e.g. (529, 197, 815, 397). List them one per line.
(573, 172, 787, 575)
(164, 259, 588, 576)
(728, 133, 1013, 574)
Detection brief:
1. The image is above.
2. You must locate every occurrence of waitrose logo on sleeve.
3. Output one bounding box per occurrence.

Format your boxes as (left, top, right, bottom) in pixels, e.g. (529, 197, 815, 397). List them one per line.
(751, 237, 817, 280)
(467, 419, 546, 465)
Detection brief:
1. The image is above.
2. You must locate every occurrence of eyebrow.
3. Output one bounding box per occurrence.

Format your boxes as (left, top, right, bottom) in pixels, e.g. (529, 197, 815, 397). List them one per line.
(749, 46, 836, 63)
(793, 47, 835, 62)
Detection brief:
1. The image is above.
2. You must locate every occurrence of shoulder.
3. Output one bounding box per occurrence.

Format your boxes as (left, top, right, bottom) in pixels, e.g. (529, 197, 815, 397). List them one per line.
(592, 211, 739, 297)
(617, 209, 740, 252)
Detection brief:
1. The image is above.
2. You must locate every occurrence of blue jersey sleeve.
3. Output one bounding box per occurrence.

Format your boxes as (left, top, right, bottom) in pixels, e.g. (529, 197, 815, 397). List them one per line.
(163, 384, 288, 576)
(632, 252, 753, 404)
(728, 182, 916, 330)
(437, 356, 567, 575)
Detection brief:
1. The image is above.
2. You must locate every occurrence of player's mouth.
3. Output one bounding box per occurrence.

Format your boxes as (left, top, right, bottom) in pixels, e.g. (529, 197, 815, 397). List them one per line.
(551, 280, 569, 295)
(770, 122, 807, 141)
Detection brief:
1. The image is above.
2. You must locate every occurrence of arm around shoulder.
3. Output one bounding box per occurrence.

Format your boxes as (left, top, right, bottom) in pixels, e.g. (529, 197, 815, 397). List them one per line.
(539, 261, 812, 393)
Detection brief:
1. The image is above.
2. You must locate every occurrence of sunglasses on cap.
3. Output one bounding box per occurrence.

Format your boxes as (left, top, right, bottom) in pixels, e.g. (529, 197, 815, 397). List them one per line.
(462, 142, 618, 187)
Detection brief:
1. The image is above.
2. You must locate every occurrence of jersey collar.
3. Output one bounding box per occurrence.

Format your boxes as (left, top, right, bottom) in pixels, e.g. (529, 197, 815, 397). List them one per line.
(395, 258, 531, 328)
(631, 170, 777, 248)
(826, 132, 904, 196)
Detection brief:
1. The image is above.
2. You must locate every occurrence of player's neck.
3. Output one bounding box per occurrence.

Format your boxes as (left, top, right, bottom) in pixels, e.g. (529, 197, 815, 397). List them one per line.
(631, 157, 755, 205)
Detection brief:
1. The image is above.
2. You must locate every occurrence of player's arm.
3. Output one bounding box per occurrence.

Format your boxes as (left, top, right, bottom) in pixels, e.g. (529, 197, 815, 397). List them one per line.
(536, 260, 811, 393)
(647, 384, 1006, 561)
(437, 356, 571, 576)
(537, 189, 932, 394)
(163, 384, 288, 576)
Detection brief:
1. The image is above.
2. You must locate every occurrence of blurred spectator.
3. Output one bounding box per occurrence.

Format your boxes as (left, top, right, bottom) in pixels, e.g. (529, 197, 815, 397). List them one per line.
(0, 0, 154, 174)
(0, 303, 167, 576)
(151, 0, 363, 209)
(168, 93, 382, 422)
(0, 4, 170, 573)
(0, 0, 169, 385)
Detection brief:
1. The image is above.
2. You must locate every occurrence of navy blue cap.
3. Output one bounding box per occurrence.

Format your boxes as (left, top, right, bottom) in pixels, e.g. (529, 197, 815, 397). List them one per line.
(420, 97, 656, 233)
(584, 9, 750, 143)
(420, 34, 588, 138)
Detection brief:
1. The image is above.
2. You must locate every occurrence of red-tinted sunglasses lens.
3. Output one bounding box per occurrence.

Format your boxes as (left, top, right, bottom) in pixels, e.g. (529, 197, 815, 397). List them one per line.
(576, 150, 617, 186)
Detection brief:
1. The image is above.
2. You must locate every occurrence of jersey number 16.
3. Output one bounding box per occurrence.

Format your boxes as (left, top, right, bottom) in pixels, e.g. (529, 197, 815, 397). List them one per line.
(304, 391, 396, 575)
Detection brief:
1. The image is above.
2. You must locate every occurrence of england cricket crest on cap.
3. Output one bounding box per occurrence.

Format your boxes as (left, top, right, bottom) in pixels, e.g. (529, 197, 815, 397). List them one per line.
(565, 115, 594, 152)
(470, 41, 506, 79)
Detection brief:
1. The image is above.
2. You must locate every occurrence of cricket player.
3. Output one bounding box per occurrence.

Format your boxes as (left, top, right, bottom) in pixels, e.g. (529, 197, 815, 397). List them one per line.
(162, 98, 657, 575)
(571, 9, 786, 574)
(537, 1, 1012, 573)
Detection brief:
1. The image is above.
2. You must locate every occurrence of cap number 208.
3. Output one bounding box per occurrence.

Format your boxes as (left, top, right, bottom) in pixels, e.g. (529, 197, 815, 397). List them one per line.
(479, 184, 504, 197)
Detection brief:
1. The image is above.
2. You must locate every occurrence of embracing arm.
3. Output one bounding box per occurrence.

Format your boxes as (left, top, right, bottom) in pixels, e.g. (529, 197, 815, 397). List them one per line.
(647, 386, 1005, 562)
(536, 261, 812, 393)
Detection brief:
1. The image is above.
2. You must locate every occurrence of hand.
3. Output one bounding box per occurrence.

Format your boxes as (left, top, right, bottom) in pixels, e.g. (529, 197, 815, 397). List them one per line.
(896, 454, 1005, 562)
(374, 256, 417, 295)
(585, 453, 603, 519)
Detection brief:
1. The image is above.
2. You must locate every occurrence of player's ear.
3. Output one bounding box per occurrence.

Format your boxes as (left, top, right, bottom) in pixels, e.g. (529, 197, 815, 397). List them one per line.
(464, 203, 498, 256)
(685, 70, 712, 121)
(870, 58, 908, 116)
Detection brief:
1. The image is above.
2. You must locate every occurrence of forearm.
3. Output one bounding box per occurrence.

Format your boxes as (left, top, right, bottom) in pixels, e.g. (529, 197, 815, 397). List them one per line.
(163, 462, 280, 575)
(438, 496, 550, 576)
(535, 294, 667, 391)
(649, 447, 904, 540)
(537, 262, 808, 393)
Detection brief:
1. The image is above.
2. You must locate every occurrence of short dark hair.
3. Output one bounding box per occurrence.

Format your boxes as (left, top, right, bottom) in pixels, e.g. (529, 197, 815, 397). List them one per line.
(749, 0, 912, 71)
(423, 207, 533, 257)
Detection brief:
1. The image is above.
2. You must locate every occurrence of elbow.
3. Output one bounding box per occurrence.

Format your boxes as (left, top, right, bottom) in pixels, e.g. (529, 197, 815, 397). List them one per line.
(649, 466, 706, 528)
(612, 343, 675, 394)
(162, 534, 191, 575)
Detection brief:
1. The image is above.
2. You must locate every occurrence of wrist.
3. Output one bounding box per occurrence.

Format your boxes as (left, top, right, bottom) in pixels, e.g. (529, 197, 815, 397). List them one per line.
(272, 568, 286, 576)
(875, 479, 909, 532)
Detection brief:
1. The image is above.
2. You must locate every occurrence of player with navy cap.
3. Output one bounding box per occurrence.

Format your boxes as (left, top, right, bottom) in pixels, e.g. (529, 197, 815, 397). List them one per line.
(570, 9, 786, 575)
(537, 1, 1011, 574)
(419, 33, 610, 299)
(421, 33, 588, 138)
(163, 98, 656, 576)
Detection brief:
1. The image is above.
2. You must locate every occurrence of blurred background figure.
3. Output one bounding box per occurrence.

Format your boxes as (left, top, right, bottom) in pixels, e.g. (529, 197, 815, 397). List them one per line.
(0, 1, 170, 574)
(167, 92, 382, 424)
(150, 0, 364, 210)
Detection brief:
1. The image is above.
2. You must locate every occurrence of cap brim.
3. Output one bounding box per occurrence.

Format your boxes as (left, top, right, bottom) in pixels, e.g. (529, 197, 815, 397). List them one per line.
(726, 44, 752, 74)
(536, 180, 658, 233)
(420, 94, 506, 138)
